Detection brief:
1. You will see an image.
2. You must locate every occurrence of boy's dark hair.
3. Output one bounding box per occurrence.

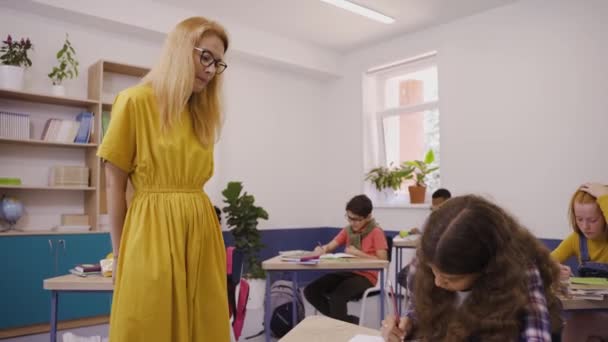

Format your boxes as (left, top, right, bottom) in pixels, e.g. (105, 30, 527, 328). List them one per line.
(432, 188, 451, 200)
(345, 194, 373, 217)
(214, 205, 222, 224)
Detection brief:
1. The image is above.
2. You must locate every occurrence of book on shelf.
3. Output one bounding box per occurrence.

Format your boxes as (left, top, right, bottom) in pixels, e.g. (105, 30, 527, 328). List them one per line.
(40, 111, 94, 144)
(0, 111, 30, 140)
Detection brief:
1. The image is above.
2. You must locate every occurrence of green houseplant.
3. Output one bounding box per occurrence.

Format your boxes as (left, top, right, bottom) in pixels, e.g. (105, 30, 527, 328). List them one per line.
(222, 181, 268, 279)
(401, 149, 439, 203)
(48, 34, 78, 96)
(0, 35, 33, 90)
(365, 163, 410, 193)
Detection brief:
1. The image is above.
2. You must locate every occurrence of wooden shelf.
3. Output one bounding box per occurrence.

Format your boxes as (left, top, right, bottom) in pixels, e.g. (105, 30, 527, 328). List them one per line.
(0, 185, 96, 191)
(0, 230, 108, 236)
(0, 137, 97, 148)
(103, 60, 149, 77)
(0, 88, 98, 107)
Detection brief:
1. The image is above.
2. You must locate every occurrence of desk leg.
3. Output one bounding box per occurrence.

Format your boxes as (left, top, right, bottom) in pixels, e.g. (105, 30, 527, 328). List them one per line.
(50, 290, 58, 342)
(395, 247, 402, 316)
(264, 272, 272, 342)
(380, 269, 385, 322)
(291, 271, 298, 328)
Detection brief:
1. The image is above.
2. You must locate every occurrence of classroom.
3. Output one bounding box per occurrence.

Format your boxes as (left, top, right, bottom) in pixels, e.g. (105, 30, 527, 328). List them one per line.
(0, 0, 607, 341)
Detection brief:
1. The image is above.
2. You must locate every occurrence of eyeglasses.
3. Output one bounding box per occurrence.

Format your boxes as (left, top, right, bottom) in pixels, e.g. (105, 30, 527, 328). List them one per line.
(345, 214, 365, 223)
(193, 47, 227, 74)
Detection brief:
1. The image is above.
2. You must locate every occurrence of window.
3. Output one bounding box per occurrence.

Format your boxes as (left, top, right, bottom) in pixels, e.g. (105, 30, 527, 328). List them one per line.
(363, 52, 440, 202)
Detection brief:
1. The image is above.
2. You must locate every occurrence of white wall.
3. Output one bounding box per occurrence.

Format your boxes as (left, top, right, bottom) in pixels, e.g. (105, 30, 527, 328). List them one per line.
(0, 6, 336, 230)
(328, 0, 608, 237)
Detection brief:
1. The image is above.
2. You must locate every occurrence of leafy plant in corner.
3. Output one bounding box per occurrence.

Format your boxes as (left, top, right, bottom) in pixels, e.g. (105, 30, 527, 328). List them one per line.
(0, 35, 33, 67)
(48, 34, 79, 86)
(222, 181, 269, 279)
(401, 149, 439, 188)
(365, 163, 411, 192)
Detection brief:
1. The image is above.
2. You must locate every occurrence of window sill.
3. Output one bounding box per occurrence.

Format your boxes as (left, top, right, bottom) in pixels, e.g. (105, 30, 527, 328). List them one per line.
(368, 191, 432, 209)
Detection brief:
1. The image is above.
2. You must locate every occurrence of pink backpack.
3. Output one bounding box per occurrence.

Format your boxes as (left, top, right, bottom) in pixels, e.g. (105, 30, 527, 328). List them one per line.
(226, 247, 249, 340)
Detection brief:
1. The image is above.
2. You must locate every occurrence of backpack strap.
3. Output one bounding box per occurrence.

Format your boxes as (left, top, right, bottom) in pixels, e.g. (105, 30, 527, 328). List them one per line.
(579, 234, 591, 262)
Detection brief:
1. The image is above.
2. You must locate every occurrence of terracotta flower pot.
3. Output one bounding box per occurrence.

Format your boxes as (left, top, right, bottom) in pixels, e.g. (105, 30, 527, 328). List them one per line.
(408, 185, 426, 204)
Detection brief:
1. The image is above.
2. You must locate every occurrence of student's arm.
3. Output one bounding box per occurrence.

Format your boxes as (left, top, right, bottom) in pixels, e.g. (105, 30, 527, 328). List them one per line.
(598, 194, 608, 221)
(315, 240, 340, 255)
(106, 162, 128, 259)
(520, 267, 552, 342)
(550, 233, 576, 264)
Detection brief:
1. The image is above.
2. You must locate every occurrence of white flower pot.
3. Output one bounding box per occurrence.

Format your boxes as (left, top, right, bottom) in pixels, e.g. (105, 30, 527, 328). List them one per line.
(0, 65, 25, 90)
(246, 278, 266, 309)
(51, 84, 66, 97)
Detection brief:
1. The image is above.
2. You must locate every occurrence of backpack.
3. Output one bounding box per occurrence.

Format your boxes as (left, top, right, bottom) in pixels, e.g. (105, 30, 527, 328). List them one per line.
(269, 280, 305, 338)
(227, 247, 249, 340)
(577, 236, 608, 278)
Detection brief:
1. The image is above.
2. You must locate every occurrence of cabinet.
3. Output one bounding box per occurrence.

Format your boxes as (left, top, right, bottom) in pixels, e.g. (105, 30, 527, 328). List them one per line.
(0, 233, 112, 330)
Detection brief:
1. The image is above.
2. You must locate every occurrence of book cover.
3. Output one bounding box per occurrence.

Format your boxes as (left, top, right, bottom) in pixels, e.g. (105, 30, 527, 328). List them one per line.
(75, 263, 102, 273)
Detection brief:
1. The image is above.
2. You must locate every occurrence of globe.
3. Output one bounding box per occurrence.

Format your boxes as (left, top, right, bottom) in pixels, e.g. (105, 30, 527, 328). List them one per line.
(1, 196, 24, 226)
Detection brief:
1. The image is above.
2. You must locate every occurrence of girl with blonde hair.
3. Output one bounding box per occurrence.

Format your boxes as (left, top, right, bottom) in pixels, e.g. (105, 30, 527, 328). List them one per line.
(98, 16, 230, 341)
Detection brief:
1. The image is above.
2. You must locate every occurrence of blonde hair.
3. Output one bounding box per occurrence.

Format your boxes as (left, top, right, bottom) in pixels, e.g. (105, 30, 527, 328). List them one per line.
(568, 189, 603, 234)
(142, 16, 229, 147)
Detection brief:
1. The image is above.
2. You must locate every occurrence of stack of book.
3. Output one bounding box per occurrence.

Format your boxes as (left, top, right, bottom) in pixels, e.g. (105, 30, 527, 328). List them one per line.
(41, 112, 93, 144)
(568, 277, 608, 300)
(0, 111, 30, 139)
(279, 250, 320, 265)
(70, 263, 102, 277)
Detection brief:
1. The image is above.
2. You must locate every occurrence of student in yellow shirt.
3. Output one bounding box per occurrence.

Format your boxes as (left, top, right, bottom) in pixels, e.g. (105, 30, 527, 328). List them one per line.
(551, 182, 608, 342)
(551, 182, 608, 277)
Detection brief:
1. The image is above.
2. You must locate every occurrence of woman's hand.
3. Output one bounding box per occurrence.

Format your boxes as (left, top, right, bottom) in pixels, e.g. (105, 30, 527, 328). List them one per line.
(559, 264, 572, 281)
(580, 182, 608, 198)
(312, 246, 325, 256)
(381, 315, 412, 342)
(345, 245, 361, 256)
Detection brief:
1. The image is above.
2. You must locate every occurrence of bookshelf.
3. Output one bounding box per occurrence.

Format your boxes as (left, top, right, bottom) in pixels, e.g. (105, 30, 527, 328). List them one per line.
(89, 60, 150, 216)
(0, 60, 149, 236)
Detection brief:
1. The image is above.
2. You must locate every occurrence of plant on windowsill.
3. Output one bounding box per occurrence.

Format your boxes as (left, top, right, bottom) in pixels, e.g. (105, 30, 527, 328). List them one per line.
(364, 163, 411, 197)
(48, 34, 79, 97)
(401, 149, 439, 204)
(222, 181, 268, 279)
(0, 35, 33, 91)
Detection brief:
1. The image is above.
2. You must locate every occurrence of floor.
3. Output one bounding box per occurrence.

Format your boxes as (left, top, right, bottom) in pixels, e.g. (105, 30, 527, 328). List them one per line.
(4, 290, 385, 342)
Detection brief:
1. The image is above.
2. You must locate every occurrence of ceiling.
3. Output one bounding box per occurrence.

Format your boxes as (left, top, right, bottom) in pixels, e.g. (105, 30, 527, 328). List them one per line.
(158, 0, 517, 52)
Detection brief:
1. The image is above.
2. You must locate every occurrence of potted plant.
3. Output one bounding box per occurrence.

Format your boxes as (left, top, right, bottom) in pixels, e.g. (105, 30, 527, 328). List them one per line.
(365, 163, 410, 198)
(401, 149, 439, 204)
(0, 35, 33, 91)
(48, 34, 78, 96)
(222, 181, 268, 308)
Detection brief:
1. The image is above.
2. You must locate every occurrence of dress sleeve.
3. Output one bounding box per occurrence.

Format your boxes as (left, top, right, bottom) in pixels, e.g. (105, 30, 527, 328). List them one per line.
(97, 92, 137, 173)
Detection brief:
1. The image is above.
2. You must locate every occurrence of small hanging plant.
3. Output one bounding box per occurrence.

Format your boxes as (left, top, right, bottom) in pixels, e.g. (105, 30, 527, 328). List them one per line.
(48, 34, 79, 86)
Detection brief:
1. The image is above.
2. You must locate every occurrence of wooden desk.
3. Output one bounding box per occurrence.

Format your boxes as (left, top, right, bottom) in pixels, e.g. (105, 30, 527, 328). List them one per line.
(262, 256, 389, 342)
(280, 315, 381, 342)
(43, 275, 113, 342)
(392, 235, 419, 315)
(561, 297, 608, 311)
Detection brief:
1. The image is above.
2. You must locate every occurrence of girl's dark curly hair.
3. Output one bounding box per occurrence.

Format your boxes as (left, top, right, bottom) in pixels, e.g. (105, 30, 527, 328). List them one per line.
(413, 195, 562, 341)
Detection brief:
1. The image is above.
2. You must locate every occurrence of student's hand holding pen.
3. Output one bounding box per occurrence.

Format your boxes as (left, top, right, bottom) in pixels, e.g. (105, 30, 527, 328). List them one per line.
(559, 264, 573, 281)
(313, 242, 325, 256)
(381, 315, 412, 342)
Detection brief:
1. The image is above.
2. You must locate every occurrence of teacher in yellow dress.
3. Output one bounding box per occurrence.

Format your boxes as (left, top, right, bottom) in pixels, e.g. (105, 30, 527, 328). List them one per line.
(98, 16, 230, 342)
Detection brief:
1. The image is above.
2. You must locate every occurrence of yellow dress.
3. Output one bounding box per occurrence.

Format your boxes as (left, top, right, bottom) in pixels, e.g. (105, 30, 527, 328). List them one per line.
(97, 84, 229, 342)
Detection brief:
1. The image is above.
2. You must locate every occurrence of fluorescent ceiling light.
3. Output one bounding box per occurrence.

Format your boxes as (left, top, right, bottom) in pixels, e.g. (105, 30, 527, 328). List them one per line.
(320, 0, 395, 24)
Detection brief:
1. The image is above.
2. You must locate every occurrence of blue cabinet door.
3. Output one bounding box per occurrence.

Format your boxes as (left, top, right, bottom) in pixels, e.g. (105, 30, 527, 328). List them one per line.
(0, 235, 54, 329)
(57, 233, 113, 321)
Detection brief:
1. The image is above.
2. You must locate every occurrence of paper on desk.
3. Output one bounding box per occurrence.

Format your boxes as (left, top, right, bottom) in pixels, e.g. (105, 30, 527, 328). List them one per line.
(570, 277, 608, 286)
(320, 253, 356, 259)
(348, 335, 383, 342)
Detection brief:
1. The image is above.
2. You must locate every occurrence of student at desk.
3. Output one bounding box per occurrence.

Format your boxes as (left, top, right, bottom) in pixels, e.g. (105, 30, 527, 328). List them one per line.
(382, 195, 563, 342)
(304, 194, 388, 324)
(406, 188, 451, 235)
(551, 182, 608, 342)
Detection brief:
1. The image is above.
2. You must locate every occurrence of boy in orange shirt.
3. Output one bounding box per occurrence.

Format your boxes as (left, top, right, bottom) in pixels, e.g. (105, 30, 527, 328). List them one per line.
(303, 194, 388, 324)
